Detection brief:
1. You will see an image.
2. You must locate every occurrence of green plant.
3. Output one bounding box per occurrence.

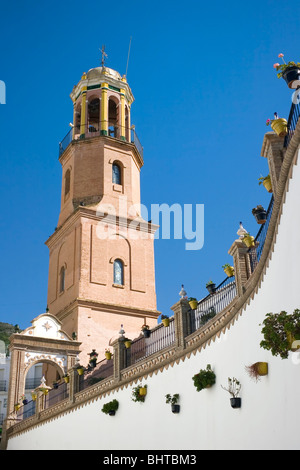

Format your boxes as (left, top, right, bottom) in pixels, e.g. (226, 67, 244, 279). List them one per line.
(192, 364, 216, 391)
(101, 399, 119, 414)
(141, 324, 149, 331)
(258, 175, 270, 185)
(206, 280, 214, 287)
(131, 384, 147, 403)
(221, 377, 241, 398)
(199, 307, 216, 326)
(252, 205, 265, 214)
(273, 53, 300, 78)
(260, 309, 300, 359)
(188, 297, 197, 302)
(222, 264, 231, 269)
(165, 393, 179, 405)
(161, 315, 169, 320)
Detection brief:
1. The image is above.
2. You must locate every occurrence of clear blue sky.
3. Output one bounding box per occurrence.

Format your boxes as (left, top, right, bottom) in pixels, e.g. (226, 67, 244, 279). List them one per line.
(0, 0, 299, 330)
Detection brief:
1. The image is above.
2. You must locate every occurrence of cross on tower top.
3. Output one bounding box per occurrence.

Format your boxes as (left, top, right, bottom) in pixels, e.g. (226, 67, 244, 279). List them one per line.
(100, 45, 108, 67)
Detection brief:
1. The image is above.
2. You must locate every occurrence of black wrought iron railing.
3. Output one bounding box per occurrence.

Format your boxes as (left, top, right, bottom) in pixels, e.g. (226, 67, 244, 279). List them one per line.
(58, 122, 143, 159)
(284, 91, 300, 148)
(79, 358, 114, 392)
(248, 196, 274, 273)
(126, 319, 176, 367)
(44, 382, 68, 408)
(16, 400, 36, 421)
(191, 277, 237, 333)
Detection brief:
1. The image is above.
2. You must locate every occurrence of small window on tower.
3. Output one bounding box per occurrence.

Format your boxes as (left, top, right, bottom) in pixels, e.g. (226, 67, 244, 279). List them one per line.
(65, 169, 71, 196)
(113, 259, 124, 286)
(60, 266, 65, 293)
(112, 163, 121, 185)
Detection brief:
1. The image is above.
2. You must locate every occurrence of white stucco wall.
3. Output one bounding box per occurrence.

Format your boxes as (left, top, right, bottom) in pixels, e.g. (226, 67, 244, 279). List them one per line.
(7, 150, 300, 451)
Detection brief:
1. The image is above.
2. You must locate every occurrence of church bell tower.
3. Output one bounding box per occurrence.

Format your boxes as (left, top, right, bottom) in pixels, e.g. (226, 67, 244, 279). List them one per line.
(45, 61, 160, 360)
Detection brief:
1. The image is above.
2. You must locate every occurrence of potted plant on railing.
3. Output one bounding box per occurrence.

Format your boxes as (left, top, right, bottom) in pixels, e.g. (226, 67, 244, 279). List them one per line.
(165, 393, 180, 413)
(192, 364, 216, 391)
(76, 364, 85, 376)
(141, 324, 151, 338)
(188, 297, 198, 310)
(31, 391, 37, 401)
(260, 309, 300, 359)
(105, 348, 112, 360)
(101, 399, 119, 416)
(258, 174, 272, 193)
(63, 374, 69, 384)
(161, 314, 170, 327)
(53, 381, 59, 389)
(88, 349, 98, 367)
(273, 53, 300, 89)
(123, 337, 132, 349)
(245, 362, 268, 382)
(14, 403, 20, 412)
(206, 280, 216, 294)
(222, 264, 234, 278)
(21, 394, 28, 405)
(266, 113, 287, 137)
(131, 384, 147, 403)
(241, 232, 255, 248)
(252, 205, 267, 225)
(221, 377, 242, 408)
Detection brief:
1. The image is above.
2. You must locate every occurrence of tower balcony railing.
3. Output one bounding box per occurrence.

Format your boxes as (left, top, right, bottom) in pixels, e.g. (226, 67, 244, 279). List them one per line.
(58, 122, 143, 160)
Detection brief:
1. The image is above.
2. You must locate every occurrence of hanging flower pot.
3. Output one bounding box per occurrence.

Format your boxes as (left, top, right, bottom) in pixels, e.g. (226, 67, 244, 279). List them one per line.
(63, 375, 69, 383)
(77, 366, 85, 376)
(242, 233, 255, 248)
(31, 392, 37, 401)
(124, 339, 132, 348)
(273, 54, 300, 89)
(252, 205, 267, 225)
(222, 264, 235, 277)
(245, 362, 268, 382)
(14, 403, 20, 412)
(141, 325, 151, 338)
(258, 175, 272, 193)
(105, 350, 112, 360)
(271, 118, 288, 136)
(206, 281, 216, 294)
(188, 298, 198, 309)
(161, 315, 170, 327)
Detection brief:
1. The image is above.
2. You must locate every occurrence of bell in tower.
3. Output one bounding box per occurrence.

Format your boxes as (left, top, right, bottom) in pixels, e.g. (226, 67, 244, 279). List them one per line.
(46, 58, 160, 361)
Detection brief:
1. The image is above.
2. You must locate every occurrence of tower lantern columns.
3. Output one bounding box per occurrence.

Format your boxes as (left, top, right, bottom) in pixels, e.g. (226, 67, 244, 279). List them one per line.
(101, 82, 108, 135)
(80, 86, 87, 138)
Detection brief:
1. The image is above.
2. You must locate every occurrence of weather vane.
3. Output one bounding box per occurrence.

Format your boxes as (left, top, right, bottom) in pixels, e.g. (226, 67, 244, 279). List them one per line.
(100, 45, 108, 67)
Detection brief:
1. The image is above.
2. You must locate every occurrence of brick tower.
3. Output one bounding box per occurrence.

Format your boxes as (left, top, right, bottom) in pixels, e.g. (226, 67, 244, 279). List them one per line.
(45, 64, 160, 362)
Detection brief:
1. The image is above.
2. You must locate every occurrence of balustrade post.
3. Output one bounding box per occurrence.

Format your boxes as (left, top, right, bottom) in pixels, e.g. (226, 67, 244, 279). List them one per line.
(228, 240, 252, 296)
(112, 338, 127, 382)
(261, 133, 285, 198)
(68, 367, 79, 403)
(170, 299, 191, 350)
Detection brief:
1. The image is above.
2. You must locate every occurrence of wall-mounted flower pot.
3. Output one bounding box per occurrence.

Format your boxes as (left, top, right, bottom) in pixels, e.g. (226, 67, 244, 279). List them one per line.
(206, 283, 216, 294)
(108, 410, 116, 416)
(22, 399, 28, 405)
(171, 404, 180, 414)
(189, 300, 198, 310)
(53, 382, 59, 389)
(271, 118, 288, 136)
(287, 331, 300, 352)
(142, 329, 151, 338)
(139, 386, 147, 396)
(256, 362, 268, 376)
(162, 318, 170, 327)
(262, 177, 272, 193)
(105, 352, 112, 360)
(124, 340, 132, 349)
(230, 397, 241, 408)
(77, 367, 84, 376)
(282, 66, 300, 89)
(14, 404, 20, 412)
(31, 393, 37, 401)
(63, 376, 69, 383)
